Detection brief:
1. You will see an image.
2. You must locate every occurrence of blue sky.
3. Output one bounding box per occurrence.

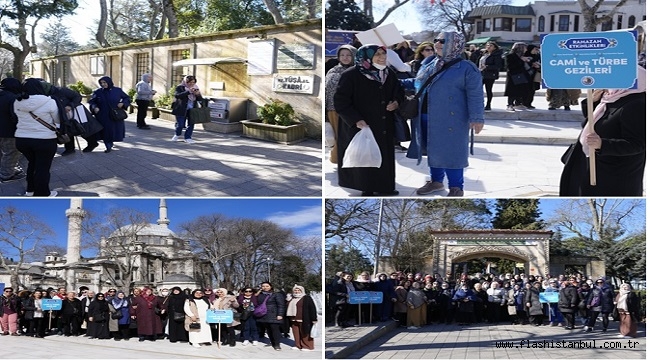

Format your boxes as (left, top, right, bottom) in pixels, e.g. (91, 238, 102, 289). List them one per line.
(0, 198, 322, 259)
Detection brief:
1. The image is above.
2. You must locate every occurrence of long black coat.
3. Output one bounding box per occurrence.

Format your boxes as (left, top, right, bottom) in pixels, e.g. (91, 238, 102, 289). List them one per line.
(481, 49, 503, 80)
(288, 295, 318, 335)
(255, 291, 286, 324)
(334, 66, 403, 193)
(0, 85, 21, 138)
(525, 287, 544, 316)
(504, 53, 531, 97)
(559, 92, 645, 196)
(558, 285, 579, 312)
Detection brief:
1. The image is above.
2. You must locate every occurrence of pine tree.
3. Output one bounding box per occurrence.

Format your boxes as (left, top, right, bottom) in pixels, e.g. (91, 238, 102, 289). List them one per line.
(491, 199, 544, 230)
(39, 20, 80, 56)
(325, 0, 373, 31)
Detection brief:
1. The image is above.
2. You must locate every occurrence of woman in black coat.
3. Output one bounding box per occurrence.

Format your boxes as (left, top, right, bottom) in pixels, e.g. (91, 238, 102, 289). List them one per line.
(166, 287, 188, 343)
(255, 282, 286, 351)
(61, 291, 83, 336)
(558, 280, 579, 329)
(334, 44, 403, 196)
(478, 42, 503, 111)
(504, 42, 533, 111)
(525, 281, 544, 326)
(87, 292, 110, 339)
(286, 285, 318, 351)
(170, 75, 203, 144)
(559, 66, 645, 196)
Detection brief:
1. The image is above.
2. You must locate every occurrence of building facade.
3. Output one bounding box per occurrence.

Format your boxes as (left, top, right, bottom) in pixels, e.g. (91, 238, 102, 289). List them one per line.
(29, 19, 322, 137)
(466, 1, 646, 46)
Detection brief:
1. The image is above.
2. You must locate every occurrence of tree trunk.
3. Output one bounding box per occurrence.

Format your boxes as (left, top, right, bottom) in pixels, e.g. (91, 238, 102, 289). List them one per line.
(163, 0, 179, 38)
(96, 0, 110, 47)
(260, 0, 284, 24)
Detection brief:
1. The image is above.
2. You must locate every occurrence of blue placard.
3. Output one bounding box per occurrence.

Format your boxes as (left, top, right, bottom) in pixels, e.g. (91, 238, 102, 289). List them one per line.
(368, 291, 383, 304)
(0, 283, 4, 295)
(42, 299, 62, 311)
(206, 309, 234, 324)
(348, 291, 369, 304)
(540, 30, 638, 89)
(325, 30, 358, 57)
(539, 292, 559, 303)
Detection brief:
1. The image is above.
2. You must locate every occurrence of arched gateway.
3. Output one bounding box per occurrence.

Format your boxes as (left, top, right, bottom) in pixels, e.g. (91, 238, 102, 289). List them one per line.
(425, 229, 552, 277)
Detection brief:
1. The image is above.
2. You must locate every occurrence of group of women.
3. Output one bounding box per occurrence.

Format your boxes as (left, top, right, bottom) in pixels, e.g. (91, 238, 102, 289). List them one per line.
(5, 74, 203, 197)
(325, 32, 646, 197)
(328, 271, 641, 339)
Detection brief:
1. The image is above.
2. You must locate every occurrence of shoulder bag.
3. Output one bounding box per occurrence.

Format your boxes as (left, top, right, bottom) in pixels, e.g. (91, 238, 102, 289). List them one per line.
(253, 293, 271, 317)
(173, 311, 186, 322)
(399, 58, 462, 119)
(188, 100, 211, 125)
(510, 73, 529, 85)
(110, 107, 128, 122)
(29, 111, 70, 144)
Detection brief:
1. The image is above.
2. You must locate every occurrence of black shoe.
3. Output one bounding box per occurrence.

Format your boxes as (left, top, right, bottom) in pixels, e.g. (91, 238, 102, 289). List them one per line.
(361, 191, 374, 196)
(484, 105, 491, 111)
(564, 106, 571, 111)
(138, 125, 151, 130)
(104, 148, 112, 153)
(61, 149, 75, 156)
(139, 337, 145, 342)
(377, 190, 399, 196)
(548, 107, 556, 110)
(273, 346, 282, 351)
(82, 144, 98, 153)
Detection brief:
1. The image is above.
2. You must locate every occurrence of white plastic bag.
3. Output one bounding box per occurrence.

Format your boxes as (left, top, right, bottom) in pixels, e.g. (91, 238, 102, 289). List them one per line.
(324, 121, 335, 148)
(342, 127, 382, 168)
(310, 323, 320, 338)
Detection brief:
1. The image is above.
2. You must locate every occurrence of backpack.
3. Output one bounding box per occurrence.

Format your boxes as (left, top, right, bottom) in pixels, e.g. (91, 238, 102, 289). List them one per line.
(253, 293, 271, 317)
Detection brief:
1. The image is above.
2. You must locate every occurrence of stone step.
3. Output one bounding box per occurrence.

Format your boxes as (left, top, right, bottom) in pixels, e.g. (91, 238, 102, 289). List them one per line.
(475, 119, 580, 146)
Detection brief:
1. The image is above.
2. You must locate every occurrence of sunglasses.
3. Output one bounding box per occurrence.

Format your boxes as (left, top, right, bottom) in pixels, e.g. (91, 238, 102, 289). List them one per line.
(423, 48, 434, 52)
(244, 290, 253, 293)
(434, 39, 446, 44)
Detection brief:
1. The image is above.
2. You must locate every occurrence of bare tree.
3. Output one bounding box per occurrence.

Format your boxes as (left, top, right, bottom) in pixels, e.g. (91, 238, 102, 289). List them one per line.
(416, 0, 509, 40)
(96, 0, 111, 47)
(0, 207, 55, 289)
(260, 0, 285, 24)
(370, 0, 412, 27)
(577, 0, 630, 32)
(162, 0, 179, 38)
(82, 208, 154, 291)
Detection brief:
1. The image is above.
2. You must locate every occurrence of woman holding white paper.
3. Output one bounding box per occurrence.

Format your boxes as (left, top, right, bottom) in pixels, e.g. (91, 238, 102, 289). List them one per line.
(334, 44, 403, 196)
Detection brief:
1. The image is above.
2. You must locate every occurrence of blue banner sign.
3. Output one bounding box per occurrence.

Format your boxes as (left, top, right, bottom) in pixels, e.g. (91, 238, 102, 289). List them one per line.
(0, 283, 4, 295)
(540, 30, 638, 89)
(206, 309, 234, 324)
(539, 292, 559, 303)
(349, 291, 383, 304)
(42, 299, 62, 311)
(325, 30, 358, 57)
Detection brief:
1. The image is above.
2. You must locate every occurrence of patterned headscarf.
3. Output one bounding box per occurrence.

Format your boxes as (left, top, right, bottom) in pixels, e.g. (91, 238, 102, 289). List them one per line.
(510, 42, 528, 56)
(355, 44, 387, 82)
(415, 32, 465, 92)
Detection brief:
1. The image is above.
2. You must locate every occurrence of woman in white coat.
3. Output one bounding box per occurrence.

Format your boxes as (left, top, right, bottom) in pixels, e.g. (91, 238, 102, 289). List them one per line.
(184, 289, 213, 348)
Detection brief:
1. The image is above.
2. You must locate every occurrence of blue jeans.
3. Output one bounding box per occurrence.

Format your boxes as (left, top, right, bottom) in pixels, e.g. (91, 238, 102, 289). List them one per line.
(421, 114, 464, 189)
(241, 316, 258, 341)
(175, 115, 194, 139)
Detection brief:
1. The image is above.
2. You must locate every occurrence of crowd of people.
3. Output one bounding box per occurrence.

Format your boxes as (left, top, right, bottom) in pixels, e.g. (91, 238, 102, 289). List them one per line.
(0, 73, 206, 196)
(0, 282, 318, 351)
(326, 271, 641, 339)
(325, 33, 646, 197)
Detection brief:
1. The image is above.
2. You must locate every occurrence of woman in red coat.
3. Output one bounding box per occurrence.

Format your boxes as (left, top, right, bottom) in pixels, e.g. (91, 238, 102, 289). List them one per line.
(130, 287, 164, 341)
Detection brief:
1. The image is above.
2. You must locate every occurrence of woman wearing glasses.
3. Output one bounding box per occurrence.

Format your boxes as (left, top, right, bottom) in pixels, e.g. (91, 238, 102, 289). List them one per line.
(237, 287, 260, 346)
(410, 41, 435, 74)
(403, 32, 484, 197)
(478, 41, 504, 111)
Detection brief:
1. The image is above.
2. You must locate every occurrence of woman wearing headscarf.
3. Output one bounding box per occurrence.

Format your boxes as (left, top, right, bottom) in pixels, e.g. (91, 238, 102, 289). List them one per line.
(255, 282, 286, 351)
(167, 287, 188, 343)
(184, 289, 213, 348)
(286, 285, 317, 351)
(559, 65, 646, 196)
(403, 32, 484, 197)
(87, 76, 130, 153)
(13, 78, 60, 196)
(452, 281, 476, 325)
(108, 290, 131, 340)
(201, 288, 217, 342)
(0, 77, 25, 182)
(130, 287, 163, 342)
(504, 42, 533, 111)
(212, 288, 240, 347)
(325, 44, 357, 164)
(171, 75, 203, 144)
(525, 281, 544, 326)
(334, 44, 403, 196)
(614, 283, 639, 338)
(87, 292, 110, 339)
(405, 281, 428, 329)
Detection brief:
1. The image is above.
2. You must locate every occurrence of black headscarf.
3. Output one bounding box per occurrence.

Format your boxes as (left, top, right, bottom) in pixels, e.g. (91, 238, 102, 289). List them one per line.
(98, 76, 114, 89)
(0, 78, 21, 94)
(18, 78, 48, 101)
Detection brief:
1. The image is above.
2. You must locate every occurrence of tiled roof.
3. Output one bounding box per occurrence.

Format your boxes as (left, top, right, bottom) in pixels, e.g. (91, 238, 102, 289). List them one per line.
(467, 5, 536, 18)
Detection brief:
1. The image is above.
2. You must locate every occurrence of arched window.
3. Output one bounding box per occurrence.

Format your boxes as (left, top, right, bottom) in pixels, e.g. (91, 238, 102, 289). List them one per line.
(628, 15, 636, 28)
(538, 16, 545, 32)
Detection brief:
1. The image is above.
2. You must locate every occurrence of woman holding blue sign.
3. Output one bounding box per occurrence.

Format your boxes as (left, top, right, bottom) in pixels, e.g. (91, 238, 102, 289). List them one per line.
(559, 65, 646, 196)
(213, 288, 240, 347)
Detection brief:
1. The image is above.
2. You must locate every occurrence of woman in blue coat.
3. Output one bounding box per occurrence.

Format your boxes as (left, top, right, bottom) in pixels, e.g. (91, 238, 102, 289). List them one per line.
(88, 76, 130, 153)
(402, 32, 484, 197)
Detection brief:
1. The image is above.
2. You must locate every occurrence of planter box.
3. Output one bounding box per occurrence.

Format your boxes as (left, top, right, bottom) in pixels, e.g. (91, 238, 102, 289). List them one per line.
(132, 104, 160, 119)
(158, 108, 176, 122)
(203, 121, 242, 134)
(240, 119, 305, 144)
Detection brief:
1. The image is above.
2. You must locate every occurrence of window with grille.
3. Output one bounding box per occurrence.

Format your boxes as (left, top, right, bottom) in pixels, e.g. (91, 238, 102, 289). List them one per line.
(574, 15, 580, 32)
(601, 18, 613, 31)
(538, 16, 545, 32)
(559, 15, 570, 31)
(171, 49, 190, 86)
(135, 53, 150, 79)
(515, 18, 531, 32)
(628, 15, 636, 28)
(62, 61, 68, 87)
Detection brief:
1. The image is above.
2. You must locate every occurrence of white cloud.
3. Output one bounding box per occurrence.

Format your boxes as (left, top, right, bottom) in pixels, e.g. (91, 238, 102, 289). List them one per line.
(266, 205, 322, 230)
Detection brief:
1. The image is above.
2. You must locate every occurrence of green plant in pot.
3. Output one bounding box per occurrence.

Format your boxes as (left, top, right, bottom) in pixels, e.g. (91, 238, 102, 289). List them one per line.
(257, 98, 299, 126)
(67, 81, 92, 95)
(155, 88, 176, 109)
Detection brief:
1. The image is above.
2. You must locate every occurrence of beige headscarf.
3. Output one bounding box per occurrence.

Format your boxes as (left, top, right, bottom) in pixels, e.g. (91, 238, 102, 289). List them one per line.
(286, 284, 306, 317)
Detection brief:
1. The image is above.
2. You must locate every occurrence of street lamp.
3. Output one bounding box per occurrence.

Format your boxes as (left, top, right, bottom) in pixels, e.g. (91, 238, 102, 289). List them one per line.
(266, 257, 272, 282)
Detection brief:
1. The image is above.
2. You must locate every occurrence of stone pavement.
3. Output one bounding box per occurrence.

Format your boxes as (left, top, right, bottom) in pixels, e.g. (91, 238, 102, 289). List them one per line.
(326, 321, 646, 359)
(2, 329, 323, 359)
(0, 114, 321, 197)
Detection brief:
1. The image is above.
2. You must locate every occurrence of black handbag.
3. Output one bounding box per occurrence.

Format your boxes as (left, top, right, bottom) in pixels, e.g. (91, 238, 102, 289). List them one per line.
(399, 58, 462, 119)
(510, 73, 529, 85)
(29, 111, 70, 144)
(111, 310, 123, 320)
(63, 118, 86, 137)
(94, 312, 106, 323)
(611, 309, 620, 321)
(173, 311, 185, 322)
(72, 105, 103, 137)
(188, 107, 211, 125)
(189, 322, 201, 329)
(110, 107, 128, 122)
(394, 113, 411, 142)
